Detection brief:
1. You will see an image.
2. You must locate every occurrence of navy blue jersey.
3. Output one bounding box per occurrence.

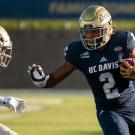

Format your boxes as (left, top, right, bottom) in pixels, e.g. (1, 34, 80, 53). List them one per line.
(64, 31, 135, 110)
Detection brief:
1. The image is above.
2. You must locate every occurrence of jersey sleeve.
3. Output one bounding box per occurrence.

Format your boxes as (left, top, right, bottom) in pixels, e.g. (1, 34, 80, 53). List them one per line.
(64, 42, 79, 66)
(126, 32, 135, 53)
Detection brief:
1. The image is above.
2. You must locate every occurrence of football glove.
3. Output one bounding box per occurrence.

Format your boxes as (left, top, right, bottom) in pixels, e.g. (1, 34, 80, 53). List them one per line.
(27, 64, 50, 87)
(0, 97, 26, 112)
(120, 58, 135, 80)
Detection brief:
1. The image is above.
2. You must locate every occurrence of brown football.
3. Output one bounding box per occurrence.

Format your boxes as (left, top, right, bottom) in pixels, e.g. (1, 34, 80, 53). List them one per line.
(121, 58, 135, 68)
(126, 59, 135, 66)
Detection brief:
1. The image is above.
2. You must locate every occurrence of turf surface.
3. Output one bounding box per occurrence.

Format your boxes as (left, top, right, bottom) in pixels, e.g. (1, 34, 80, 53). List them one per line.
(0, 89, 103, 135)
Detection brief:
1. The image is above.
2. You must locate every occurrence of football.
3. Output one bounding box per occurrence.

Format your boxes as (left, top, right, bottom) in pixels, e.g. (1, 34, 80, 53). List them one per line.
(120, 58, 135, 68)
(120, 58, 135, 80)
(125, 59, 135, 66)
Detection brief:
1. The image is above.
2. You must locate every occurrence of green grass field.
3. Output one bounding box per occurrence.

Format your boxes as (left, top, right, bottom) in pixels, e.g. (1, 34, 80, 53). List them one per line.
(0, 89, 103, 135)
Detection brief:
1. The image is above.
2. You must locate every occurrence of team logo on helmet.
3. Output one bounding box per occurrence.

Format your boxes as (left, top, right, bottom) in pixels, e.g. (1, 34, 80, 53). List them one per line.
(97, 14, 104, 22)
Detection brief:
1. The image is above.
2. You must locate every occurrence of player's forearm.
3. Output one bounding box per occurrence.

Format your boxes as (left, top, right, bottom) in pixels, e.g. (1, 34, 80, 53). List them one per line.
(44, 63, 75, 88)
(44, 73, 69, 88)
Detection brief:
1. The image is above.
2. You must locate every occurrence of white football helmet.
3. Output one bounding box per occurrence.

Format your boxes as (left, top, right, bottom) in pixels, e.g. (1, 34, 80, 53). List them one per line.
(0, 26, 12, 67)
(78, 5, 113, 50)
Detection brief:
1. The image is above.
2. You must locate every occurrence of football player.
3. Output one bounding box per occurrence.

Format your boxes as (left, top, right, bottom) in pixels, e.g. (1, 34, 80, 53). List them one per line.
(0, 26, 26, 135)
(28, 5, 135, 135)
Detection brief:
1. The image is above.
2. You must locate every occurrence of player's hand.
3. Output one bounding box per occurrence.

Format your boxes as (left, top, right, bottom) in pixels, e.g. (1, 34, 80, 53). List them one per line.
(2, 97, 26, 112)
(27, 64, 50, 87)
(120, 58, 135, 80)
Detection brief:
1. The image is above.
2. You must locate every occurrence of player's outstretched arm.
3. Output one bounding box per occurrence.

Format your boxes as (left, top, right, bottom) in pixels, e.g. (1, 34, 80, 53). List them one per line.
(0, 97, 26, 112)
(27, 61, 76, 88)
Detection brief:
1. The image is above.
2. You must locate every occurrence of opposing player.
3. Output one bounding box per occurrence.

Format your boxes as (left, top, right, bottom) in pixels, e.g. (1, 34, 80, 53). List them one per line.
(0, 26, 26, 135)
(28, 5, 135, 135)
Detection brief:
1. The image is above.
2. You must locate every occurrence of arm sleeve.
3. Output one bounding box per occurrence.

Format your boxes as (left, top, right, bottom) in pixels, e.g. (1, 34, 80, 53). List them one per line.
(64, 43, 79, 66)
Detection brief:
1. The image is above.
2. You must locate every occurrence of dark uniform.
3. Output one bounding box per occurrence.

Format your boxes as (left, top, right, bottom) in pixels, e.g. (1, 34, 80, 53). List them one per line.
(64, 31, 135, 135)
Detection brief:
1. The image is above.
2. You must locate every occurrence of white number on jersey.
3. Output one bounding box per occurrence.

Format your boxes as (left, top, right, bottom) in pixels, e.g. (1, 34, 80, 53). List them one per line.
(99, 72, 120, 99)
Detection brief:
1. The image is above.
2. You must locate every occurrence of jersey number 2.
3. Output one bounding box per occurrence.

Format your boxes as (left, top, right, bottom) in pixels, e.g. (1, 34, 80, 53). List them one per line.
(99, 72, 120, 99)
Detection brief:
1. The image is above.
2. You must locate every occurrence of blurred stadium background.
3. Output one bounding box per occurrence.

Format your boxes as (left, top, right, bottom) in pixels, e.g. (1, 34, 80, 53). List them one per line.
(0, 0, 135, 89)
(0, 0, 135, 135)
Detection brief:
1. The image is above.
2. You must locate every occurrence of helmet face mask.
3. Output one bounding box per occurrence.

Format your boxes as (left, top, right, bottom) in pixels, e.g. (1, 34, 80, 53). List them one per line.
(78, 5, 113, 50)
(79, 26, 105, 49)
(0, 43, 12, 68)
(0, 26, 12, 68)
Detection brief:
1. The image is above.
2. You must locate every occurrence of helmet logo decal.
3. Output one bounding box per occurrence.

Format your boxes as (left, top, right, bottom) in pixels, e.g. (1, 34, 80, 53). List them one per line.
(97, 14, 104, 22)
(97, 13, 111, 22)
